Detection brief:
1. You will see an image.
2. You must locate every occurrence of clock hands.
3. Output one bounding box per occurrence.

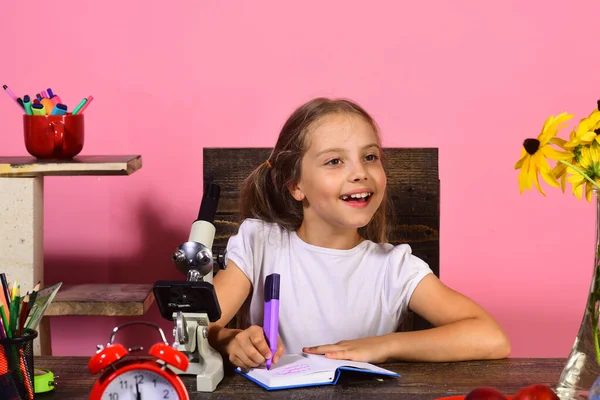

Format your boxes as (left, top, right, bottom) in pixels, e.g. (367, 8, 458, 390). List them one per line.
(136, 382, 141, 400)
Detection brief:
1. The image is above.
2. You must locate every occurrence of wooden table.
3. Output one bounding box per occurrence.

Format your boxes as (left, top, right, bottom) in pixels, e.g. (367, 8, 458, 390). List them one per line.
(34, 357, 566, 399)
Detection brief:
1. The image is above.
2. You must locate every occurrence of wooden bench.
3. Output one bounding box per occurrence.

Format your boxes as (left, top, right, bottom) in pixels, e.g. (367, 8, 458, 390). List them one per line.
(203, 147, 439, 331)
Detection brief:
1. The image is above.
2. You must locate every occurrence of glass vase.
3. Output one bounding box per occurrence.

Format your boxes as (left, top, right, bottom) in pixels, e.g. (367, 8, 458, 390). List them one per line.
(556, 191, 600, 399)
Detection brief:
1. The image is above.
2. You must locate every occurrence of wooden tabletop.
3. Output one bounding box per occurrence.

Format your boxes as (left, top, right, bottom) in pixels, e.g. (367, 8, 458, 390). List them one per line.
(45, 284, 155, 316)
(34, 357, 565, 399)
(0, 155, 142, 176)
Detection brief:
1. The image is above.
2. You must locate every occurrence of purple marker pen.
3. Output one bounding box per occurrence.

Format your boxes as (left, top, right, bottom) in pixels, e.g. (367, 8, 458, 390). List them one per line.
(263, 273, 280, 370)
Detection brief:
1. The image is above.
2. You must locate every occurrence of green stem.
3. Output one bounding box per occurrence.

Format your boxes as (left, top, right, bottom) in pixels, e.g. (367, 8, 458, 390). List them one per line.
(594, 304, 600, 366)
(594, 252, 600, 365)
(559, 160, 600, 190)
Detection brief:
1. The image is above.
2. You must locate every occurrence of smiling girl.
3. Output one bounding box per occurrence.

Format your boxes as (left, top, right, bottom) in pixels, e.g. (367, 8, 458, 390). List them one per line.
(207, 97, 510, 369)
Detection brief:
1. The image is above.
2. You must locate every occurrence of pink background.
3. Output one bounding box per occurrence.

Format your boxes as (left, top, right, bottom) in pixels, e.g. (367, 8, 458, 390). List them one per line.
(1, 1, 600, 357)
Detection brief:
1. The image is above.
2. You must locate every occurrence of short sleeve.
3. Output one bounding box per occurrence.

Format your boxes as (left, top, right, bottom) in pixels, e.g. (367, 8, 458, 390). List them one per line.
(225, 219, 262, 284)
(382, 244, 433, 318)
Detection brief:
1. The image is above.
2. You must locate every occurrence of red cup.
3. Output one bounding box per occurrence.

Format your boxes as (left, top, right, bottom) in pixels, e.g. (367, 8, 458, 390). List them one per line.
(23, 114, 84, 159)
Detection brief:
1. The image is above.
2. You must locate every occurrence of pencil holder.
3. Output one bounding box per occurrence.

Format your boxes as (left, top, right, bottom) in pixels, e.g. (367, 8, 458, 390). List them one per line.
(23, 114, 84, 159)
(0, 329, 37, 400)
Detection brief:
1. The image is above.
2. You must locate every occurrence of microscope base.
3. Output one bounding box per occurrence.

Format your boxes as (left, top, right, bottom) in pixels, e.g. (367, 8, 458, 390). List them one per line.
(171, 312, 225, 392)
(171, 358, 225, 392)
(194, 362, 225, 392)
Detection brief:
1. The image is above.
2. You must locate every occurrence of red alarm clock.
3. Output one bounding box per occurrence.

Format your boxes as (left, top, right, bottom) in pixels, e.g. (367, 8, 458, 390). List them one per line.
(88, 321, 190, 400)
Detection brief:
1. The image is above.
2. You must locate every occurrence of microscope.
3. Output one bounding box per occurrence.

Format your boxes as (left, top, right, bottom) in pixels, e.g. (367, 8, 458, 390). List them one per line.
(153, 183, 227, 392)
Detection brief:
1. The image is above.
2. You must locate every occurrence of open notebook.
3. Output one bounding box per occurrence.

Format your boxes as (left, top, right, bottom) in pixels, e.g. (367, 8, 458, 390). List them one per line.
(236, 353, 399, 390)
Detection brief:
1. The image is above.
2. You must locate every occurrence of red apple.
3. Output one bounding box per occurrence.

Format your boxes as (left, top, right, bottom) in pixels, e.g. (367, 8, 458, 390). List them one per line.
(512, 384, 559, 400)
(465, 386, 507, 400)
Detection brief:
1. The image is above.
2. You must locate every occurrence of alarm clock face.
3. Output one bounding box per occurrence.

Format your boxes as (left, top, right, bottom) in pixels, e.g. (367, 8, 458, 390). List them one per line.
(101, 369, 181, 400)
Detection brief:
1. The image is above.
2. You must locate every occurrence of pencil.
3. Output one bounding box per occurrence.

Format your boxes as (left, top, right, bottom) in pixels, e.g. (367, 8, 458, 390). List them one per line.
(9, 297, 19, 337)
(0, 273, 11, 306)
(0, 283, 9, 323)
(0, 310, 6, 340)
(17, 294, 29, 336)
(28, 282, 40, 314)
(18, 295, 29, 336)
(0, 305, 11, 339)
(10, 279, 17, 301)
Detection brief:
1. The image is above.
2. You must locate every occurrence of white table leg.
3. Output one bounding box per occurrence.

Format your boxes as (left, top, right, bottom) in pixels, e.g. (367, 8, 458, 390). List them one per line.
(0, 176, 50, 355)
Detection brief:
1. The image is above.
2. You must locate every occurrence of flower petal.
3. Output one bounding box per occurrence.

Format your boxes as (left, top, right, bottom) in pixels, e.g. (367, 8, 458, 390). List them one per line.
(533, 152, 552, 173)
(553, 162, 567, 177)
(550, 137, 567, 148)
(541, 145, 573, 161)
(553, 162, 568, 192)
(581, 131, 597, 142)
(586, 182, 594, 202)
(518, 158, 532, 193)
(573, 182, 584, 200)
(514, 152, 528, 170)
(560, 171, 567, 193)
(540, 168, 560, 188)
(539, 113, 573, 143)
(532, 168, 546, 196)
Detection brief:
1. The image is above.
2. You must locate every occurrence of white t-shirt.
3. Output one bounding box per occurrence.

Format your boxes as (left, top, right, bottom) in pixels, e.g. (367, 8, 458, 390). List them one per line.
(225, 218, 433, 354)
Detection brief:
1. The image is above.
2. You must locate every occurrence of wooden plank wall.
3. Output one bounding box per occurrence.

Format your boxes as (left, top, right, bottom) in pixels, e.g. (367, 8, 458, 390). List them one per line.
(203, 148, 439, 331)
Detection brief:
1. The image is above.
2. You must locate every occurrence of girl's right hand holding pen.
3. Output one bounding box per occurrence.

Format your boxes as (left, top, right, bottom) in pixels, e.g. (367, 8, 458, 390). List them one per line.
(220, 325, 285, 369)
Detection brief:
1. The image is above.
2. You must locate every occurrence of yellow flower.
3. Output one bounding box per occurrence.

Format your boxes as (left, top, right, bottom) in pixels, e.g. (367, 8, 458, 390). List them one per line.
(564, 104, 600, 149)
(567, 145, 600, 201)
(515, 112, 574, 195)
(551, 129, 577, 192)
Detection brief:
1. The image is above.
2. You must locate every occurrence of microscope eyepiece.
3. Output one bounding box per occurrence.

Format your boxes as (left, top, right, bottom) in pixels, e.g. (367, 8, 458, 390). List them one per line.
(197, 183, 221, 224)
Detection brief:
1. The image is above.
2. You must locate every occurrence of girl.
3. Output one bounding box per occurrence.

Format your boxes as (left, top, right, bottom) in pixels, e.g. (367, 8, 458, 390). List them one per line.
(207, 97, 510, 369)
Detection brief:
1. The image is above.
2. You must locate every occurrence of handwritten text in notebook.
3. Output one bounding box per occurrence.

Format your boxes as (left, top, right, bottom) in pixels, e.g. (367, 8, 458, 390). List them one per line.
(271, 363, 312, 377)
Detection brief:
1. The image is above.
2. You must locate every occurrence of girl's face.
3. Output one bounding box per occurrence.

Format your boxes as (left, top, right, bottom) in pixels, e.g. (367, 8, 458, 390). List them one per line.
(291, 113, 387, 235)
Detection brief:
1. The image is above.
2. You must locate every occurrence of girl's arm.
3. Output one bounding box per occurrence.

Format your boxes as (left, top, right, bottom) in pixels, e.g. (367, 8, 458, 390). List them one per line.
(304, 274, 511, 362)
(206, 260, 252, 352)
(386, 273, 511, 361)
(207, 260, 286, 367)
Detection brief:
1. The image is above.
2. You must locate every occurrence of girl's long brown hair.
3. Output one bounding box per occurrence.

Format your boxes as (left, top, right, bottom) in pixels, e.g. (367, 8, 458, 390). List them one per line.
(239, 97, 389, 243)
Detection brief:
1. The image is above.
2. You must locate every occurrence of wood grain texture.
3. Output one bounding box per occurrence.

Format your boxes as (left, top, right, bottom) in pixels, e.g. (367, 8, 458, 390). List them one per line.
(45, 284, 155, 316)
(204, 148, 439, 331)
(0, 155, 142, 176)
(203, 147, 439, 276)
(35, 356, 565, 399)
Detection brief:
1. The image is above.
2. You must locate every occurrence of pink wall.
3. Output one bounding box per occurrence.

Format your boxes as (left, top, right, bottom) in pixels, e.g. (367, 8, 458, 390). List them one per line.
(2, 1, 600, 357)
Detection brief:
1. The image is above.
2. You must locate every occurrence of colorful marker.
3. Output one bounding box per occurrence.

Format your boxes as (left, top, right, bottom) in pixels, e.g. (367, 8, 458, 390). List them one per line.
(23, 95, 33, 116)
(31, 103, 45, 116)
(3, 85, 24, 110)
(50, 95, 61, 106)
(47, 88, 55, 98)
(71, 97, 88, 115)
(41, 90, 48, 98)
(17, 98, 24, 110)
(49, 103, 67, 115)
(2, 85, 17, 101)
(77, 96, 94, 114)
(36, 94, 42, 102)
(40, 98, 54, 115)
(263, 273, 280, 370)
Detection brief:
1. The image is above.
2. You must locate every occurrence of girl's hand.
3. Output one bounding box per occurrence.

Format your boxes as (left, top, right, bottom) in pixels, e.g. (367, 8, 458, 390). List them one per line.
(302, 336, 388, 363)
(226, 325, 285, 369)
